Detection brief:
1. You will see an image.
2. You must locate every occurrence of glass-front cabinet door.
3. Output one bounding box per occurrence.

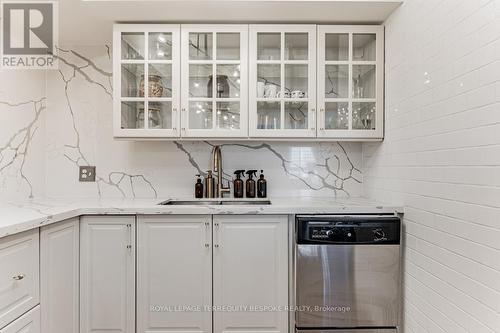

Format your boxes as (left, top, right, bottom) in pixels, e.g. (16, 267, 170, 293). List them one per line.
(114, 25, 181, 138)
(317, 25, 384, 139)
(181, 25, 248, 138)
(249, 25, 317, 138)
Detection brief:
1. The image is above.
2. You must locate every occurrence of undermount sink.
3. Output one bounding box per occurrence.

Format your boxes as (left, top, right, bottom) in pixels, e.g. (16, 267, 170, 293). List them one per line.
(158, 200, 272, 206)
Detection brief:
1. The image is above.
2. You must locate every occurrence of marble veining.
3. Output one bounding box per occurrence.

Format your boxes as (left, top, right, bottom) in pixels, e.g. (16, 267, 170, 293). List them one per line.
(0, 196, 402, 239)
(1, 45, 364, 200)
(0, 98, 46, 199)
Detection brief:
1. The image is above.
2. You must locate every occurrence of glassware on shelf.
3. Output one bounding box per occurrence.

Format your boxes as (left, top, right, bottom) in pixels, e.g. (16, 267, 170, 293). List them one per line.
(325, 102, 349, 130)
(136, 103, 165, 129)
(352, 65, 375, 99)
(352, 102, 376, 130)
(257, 101, 280, 129)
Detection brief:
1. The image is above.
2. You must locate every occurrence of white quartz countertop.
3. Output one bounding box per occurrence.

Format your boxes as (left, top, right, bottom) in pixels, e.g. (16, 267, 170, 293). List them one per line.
(0, 197, 403, 238)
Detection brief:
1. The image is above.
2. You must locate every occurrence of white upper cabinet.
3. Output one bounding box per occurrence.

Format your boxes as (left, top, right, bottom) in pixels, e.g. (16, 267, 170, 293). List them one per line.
(114, 24, 181, 138)
(249, 25, 317, 138)
(113, 24, 384, 141)
(317, 25, 384, 139)
(181, 25, 248, 138)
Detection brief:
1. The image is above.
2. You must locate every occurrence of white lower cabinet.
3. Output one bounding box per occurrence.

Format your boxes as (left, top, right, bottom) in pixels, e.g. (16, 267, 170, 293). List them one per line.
(40, 218, 79, 333)
(137, 215, 212, 333)
(0, 306, 40, 333)
(136, 214, 289, 333)
(0, 229, 39, 330)
(213, 215, 288, 333)
(80, 216, 136, 333)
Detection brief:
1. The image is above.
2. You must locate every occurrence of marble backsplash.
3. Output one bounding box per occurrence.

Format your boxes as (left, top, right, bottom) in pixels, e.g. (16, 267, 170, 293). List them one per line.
(0, 45, 363, 200)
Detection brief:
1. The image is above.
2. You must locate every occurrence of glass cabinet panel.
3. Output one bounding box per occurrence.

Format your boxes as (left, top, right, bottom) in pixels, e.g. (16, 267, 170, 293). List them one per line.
(325, 65, 348, 98)
(121, 33, 145, 60)
(148, 101, 172, 129)
(216, 102, 240, 129)
(189, 32, 213, 60)
(121, 101, 144, 129)
(148, 64, 172, 98)
(217, 33, 240, 60)
(189, 64, 212, 98)
(285, 64, 308, 98)
(352, 65, 375, 99)
(251, 27, 315, 137)
(257, 33, 281, 60)
(285, 33, 308, 60)
(257, 64, 280, 98)
(353, 34, 376, 61)
(325, 33, 348, 61)
(285, 102, 308, 129)
(325, 102, 348, 130)
(183, 28, 247, 136)
(352, 102, 376, 130)
(148, 33, 172, 60)
(121, 64, 144, 98)
(319, 27, 381, 138)
(116, 28, 179, 136)
(257, 102, 281, 130)
(216, 65, 240, 98)
(189, 101, 213, 129)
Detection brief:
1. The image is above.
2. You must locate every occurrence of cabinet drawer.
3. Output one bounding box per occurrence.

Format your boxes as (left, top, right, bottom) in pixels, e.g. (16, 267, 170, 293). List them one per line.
(0, 229, 40, 329)
(0, 306, 40, 333)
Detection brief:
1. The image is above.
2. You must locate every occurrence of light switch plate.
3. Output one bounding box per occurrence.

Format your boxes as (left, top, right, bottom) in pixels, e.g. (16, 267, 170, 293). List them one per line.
(79, 166, 96, 182)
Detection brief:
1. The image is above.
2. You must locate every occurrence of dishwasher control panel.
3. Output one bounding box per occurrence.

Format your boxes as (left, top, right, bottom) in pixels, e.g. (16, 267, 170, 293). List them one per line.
(296, 215, 401, 245)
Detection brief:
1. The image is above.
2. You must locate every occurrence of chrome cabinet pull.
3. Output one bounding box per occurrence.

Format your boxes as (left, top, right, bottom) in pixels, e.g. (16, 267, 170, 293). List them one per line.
(214, 222, 220, 248)
(13, 274, 25, 280)
(204, 221, 211, 249)
(126, 224, 132, 251)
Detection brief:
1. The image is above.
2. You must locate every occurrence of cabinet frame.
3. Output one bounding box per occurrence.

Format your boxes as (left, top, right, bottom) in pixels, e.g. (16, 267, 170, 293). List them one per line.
(113, 24, 181, 138)
(137, 215, 212, 333)
(249, 24, 317, 138)
(317, 25, 384, 139)
(180, 24, 249, 138)
(113, 24, 384, 141)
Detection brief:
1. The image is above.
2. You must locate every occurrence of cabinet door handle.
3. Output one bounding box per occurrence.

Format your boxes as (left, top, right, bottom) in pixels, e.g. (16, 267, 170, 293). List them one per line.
(12, 274, 25, 280)
(214, 222, 220, 248)
(204, 221, 211, 249)
(126, 224, 132, 251)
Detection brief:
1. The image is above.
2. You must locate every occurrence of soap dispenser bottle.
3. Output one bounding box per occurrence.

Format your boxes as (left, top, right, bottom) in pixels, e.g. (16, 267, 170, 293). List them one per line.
(195, 174, 204, 198)
(245, 170, 257, 198)
(233, 170, 245, 198)
(257, 170, 267, 198)
(205, 170, 215, 198)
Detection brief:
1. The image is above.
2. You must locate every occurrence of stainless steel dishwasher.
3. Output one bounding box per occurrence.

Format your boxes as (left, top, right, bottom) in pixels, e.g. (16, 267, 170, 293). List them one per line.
(294, 215, 401, 333)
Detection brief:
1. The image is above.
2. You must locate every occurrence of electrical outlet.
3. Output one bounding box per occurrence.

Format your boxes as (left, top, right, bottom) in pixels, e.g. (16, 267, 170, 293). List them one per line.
(79, 166, 96, 182)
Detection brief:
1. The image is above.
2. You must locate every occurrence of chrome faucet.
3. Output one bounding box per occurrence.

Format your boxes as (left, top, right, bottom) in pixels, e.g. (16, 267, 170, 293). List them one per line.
(210, 145, 231, 198)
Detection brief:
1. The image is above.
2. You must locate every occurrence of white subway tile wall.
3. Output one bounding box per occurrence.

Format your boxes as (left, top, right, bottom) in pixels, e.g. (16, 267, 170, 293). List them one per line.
(363, 0, 500, 332)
